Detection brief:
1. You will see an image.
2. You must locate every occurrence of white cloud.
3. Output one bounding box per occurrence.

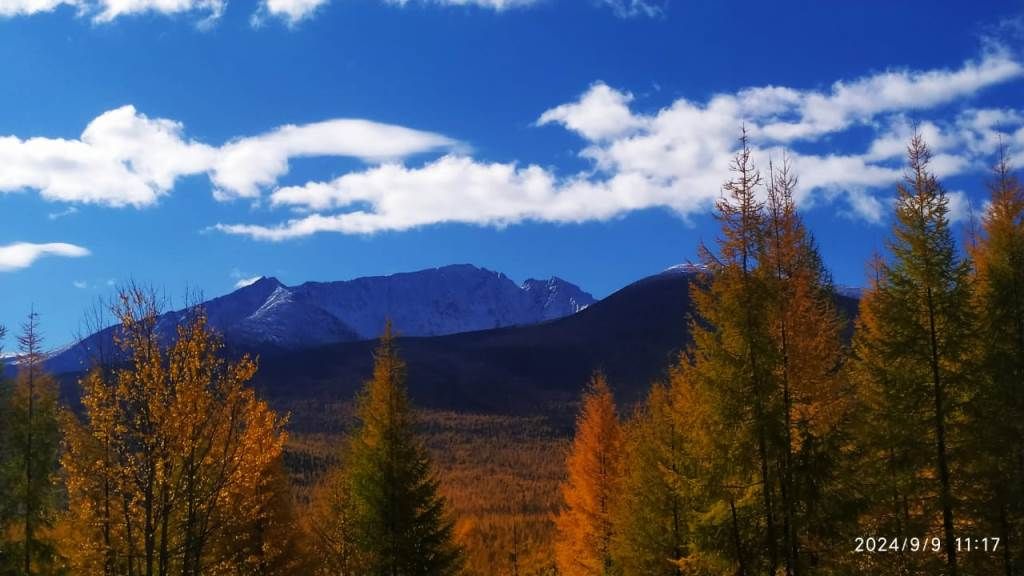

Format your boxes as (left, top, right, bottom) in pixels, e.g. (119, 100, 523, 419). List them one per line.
(542, 51, 1023, 147)
(390, 0, 537, 9)
(0, 107, 454, 207)
(212, 119, 455, 200)
(0, 242, 90, 272)
(0, 0, 651, 24)
(841, 189, 888, 223)
(1011, 125, 1024, 167)
(0, 0, 222, 21)
(73, 280, 89, 289)
(216, 47, 1024, 240)
(2, 0, 546, 24)
(0, 106, 215, 207)
(946, 190, 973, 223)
(233, 157, 679, 239)
(91, 0, 223, 22)
(789, 153, 902, 202)
(233, 275, 263, 288)
(754, 50, 1024, 142)
(0, 0, 78, 16)
(252, 0, 325, 25)
(255, 0, 540, 25)
(538, 82, 644, 141)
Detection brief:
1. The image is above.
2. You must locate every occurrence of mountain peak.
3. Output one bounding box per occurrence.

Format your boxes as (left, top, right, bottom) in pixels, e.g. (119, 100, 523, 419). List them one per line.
(522, 276, 596, 319)
(237, 276, 284, 290)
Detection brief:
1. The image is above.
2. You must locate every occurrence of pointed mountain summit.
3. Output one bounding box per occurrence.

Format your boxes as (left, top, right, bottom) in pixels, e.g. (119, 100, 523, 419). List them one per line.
(521, 277, 593, 320)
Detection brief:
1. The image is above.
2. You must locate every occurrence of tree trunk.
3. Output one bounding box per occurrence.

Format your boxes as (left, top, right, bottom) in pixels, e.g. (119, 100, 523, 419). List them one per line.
(24, 361, 34, 576)
(1001, 504, 1013, 576)
(925, 287, 957, 575)
(730, 497, 748, 576)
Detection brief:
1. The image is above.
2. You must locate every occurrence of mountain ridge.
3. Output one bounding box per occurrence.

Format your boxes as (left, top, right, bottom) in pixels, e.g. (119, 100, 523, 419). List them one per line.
(44, 264, 596, 375)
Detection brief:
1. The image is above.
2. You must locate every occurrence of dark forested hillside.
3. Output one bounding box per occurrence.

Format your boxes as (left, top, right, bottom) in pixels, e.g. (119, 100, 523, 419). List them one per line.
(251, 268, 859, 412)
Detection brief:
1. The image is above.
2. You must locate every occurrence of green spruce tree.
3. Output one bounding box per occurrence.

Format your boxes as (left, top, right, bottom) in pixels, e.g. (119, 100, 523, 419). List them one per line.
(312, 322, 462, 576)
(0, 311, 62, 576)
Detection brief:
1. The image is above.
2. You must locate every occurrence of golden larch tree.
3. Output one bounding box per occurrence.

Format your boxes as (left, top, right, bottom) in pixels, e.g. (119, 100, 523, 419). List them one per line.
(554, 371, 623, 576)
(851, 135, 976, 576)
(965, 147, 1024, 575)
(60, 286, 295, 576)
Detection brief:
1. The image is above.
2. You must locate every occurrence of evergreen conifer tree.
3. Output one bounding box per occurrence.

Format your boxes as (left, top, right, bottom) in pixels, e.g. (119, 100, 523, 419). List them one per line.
(0, 311, 62, 576)
(312, 322, 462, 576)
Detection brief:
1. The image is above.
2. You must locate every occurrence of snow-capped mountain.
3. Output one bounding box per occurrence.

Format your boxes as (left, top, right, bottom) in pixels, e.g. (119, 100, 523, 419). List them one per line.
(45, 265, 596, 374)
(285, 264, 593, 338)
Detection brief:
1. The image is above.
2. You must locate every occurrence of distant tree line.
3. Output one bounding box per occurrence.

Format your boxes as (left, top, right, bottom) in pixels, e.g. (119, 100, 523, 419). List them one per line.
(553, 133, 1024, 576)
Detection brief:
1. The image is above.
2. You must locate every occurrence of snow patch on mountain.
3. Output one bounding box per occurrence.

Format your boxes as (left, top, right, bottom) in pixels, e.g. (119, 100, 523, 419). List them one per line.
(662, 263, 709, 275)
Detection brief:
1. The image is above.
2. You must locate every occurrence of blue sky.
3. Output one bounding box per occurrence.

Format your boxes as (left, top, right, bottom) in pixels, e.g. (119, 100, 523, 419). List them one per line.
(1, 0, 1023, 347)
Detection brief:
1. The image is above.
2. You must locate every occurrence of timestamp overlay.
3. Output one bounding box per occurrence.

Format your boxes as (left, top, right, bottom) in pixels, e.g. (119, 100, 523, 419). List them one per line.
(854, 537, 1002, 554)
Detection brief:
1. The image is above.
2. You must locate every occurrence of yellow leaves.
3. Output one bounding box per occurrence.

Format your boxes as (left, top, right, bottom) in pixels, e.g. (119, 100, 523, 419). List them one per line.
(62, 287, 293, 575)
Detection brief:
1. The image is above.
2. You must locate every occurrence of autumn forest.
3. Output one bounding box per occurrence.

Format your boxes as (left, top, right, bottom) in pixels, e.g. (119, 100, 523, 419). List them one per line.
(1, 132, 1023, 576)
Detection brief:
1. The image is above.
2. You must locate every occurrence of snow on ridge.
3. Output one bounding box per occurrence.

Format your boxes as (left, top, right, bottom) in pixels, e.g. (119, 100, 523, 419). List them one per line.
(662, 263, 709, 275)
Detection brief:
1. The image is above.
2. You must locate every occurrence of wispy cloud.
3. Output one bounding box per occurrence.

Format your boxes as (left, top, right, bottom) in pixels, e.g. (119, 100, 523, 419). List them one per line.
(1, 0, 630, 25)
(212, 119, 455, 201)
(255, 0, 541, 26)
(0, 242, 90, 272)
(252, 0, 665, 27)
(598, 0, 663, 19)
(215, 47, 1024, 238)
(91, 0, 224, 22)
(47, 206, 79, 220)
(0, 0, 223, 21)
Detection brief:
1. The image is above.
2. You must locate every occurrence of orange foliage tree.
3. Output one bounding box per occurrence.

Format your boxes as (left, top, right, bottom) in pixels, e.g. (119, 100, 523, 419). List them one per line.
(60, 286, 300, 576)
(554, 372, 623, 576)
